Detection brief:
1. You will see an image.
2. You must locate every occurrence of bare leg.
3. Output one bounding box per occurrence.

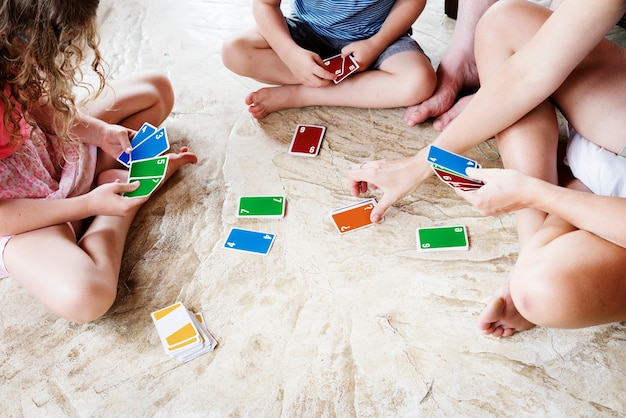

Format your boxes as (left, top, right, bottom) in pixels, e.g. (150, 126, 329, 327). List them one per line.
(474, 1, 626, 336)
(4, 72, 197, 322)
(4, 151, 197, 323)
(404, 0, 497, 129)
(222, 28, 302, 86)
(245, 51, 436, 119)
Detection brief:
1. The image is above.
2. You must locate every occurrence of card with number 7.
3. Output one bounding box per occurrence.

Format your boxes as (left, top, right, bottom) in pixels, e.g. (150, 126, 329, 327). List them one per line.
(123, 155, 169, 198)
(289, 124, 325, 157)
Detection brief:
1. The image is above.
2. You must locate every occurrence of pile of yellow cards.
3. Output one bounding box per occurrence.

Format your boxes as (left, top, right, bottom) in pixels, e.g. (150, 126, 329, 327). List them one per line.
(151, 302, 217, 362)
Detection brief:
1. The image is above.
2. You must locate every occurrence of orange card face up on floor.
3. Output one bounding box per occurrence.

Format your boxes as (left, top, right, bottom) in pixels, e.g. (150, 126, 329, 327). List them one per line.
(329, 198, 381, 234)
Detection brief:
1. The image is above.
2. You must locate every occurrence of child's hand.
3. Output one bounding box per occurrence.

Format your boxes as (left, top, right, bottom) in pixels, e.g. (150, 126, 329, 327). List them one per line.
(341, 39, 381, 70)
(86, 180, 146, 217)
(283, 47, 335, 87)
(97, 124, 134, 159)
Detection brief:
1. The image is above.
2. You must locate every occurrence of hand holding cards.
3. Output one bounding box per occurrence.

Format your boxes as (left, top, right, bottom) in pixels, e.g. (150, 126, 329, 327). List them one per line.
(323, 54, 360, 84)
(119, 122, 171, 198)
(426, 145, 484, 191)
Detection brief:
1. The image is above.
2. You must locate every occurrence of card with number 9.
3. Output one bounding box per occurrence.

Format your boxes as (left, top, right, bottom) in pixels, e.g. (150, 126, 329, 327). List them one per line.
(289, 124, 326, 157)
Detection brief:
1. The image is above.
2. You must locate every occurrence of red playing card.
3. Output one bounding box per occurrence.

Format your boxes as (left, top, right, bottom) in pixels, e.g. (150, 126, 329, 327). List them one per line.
(323, 54, 359, 84)
(432, 166, 484, 189)
(330, 199, 380, 234)
(289, 124, 326, 157)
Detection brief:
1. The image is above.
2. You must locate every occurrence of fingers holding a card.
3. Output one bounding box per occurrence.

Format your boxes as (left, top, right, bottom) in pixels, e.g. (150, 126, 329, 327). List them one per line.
(348, 154, 431, 223)
(454, 168, 532, 216)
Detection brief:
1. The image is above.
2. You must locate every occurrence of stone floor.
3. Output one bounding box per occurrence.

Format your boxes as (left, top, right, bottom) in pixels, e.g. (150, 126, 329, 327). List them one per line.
(1, 0, 625, 416)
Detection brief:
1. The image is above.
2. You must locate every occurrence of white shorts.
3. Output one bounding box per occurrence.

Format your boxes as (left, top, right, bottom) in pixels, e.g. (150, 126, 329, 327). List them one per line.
(565, 126, 626, 198)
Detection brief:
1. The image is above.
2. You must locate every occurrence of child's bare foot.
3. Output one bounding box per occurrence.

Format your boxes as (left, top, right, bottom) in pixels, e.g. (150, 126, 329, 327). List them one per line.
(162, 147, 198, 181)
(478, 282, 535, 337)
(245, 86, 301, 119)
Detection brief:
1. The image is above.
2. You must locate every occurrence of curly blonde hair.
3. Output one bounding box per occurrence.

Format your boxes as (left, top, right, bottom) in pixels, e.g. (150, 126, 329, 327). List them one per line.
(0, 0, 106, 150)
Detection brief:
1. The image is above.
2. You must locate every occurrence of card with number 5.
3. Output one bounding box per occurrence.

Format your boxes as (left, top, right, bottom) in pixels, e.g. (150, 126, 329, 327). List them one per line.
(289, 124, 325, 157)
(123, 155, 169, 198)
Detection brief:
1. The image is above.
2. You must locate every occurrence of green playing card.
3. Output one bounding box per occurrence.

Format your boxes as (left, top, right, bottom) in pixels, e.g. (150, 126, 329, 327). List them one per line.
(237, 196, 285, 218)
(128, 155, 168, 178)
(124, 155, 168, 198)
(124, 177, 163, 198)
(416, 225, 469, 252)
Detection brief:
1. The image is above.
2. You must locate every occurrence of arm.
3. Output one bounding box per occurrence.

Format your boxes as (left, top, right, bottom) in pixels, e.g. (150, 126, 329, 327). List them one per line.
(459, 168, 626, 249)
(29, 99, 133, 157)
(0, 181, 143, 236)
(252, 0, 334, 87)
(352, 0, 626, 221)
(432, 0, 626, 154)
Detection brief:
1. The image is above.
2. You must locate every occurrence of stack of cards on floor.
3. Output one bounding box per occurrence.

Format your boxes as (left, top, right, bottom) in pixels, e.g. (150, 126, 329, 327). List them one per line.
(330, 198, 381, 234)
(416, 225, 469, 252)
(426, 145, 484, 191)
(289, 124, 325, 157)
(151, 302, 217, 362)
(323, 53, 359, 84)
(118, 122, 171, 198)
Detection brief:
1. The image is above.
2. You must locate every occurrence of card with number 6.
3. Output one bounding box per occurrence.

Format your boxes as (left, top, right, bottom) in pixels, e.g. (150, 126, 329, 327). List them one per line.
(289, 124, 325, 157)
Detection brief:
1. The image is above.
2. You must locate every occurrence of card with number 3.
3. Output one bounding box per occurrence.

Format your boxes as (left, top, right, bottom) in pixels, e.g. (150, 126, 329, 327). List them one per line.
(289, 124, 326, 157)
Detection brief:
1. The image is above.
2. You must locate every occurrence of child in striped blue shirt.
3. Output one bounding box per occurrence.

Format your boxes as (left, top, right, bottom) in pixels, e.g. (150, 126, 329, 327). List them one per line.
(222, 0, 436, 120)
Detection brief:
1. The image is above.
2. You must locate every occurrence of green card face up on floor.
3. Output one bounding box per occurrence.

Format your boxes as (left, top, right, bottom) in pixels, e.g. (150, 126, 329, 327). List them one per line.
(237, 196, 286, 218)
(416, 225, 469, 252)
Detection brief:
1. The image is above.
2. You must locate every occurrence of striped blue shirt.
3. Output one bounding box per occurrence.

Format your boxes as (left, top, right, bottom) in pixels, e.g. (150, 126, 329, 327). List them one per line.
(291, 0, 396, 41)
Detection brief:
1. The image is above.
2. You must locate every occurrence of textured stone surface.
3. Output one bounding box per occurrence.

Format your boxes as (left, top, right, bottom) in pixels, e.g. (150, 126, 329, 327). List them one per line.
(1, 0, 625, 416)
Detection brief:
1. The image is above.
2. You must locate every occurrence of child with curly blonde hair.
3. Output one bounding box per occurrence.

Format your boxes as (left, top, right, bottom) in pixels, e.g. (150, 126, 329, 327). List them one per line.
(0, 0, 197, 323)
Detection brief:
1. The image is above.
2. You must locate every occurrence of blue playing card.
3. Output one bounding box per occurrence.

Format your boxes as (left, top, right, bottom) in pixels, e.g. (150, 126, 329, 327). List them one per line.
(117, 122, 159, 167)
(129, 127, 169, 162)
(426, 145, 480, 176)
(223, 228, 276, 255)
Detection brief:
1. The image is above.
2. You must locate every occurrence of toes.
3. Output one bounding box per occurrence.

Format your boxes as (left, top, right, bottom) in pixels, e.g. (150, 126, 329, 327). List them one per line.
(478, 297, 506, 330)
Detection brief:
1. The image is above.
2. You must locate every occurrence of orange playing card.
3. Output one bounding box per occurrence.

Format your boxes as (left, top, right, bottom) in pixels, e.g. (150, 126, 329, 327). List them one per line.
(330, 198, 381, 234)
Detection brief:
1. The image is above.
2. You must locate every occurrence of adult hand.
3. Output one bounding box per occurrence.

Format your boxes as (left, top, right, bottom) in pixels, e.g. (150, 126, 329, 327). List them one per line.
(348, 153, 430, 223)
(454, 168, 531, 216)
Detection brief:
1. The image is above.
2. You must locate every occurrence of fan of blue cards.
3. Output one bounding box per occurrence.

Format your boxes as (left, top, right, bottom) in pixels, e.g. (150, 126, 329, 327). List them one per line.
(118, 122, 171, 198)
(426, 145, 485, 191)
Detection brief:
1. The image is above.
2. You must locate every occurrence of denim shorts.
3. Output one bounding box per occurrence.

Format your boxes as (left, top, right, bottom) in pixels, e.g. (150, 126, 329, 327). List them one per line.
(284, 16, 427, 69)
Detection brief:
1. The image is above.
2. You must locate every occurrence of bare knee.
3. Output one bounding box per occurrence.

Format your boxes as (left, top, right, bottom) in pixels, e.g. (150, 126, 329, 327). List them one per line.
(53, 277, 117, 324)
(222, 36, 244, 74)
(509, 263, 576, 328)
(141, 70, 175, 119)
(221, 32, 259, 76)
(476, 0, 548, 50)
(404, 62, 437, 105)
